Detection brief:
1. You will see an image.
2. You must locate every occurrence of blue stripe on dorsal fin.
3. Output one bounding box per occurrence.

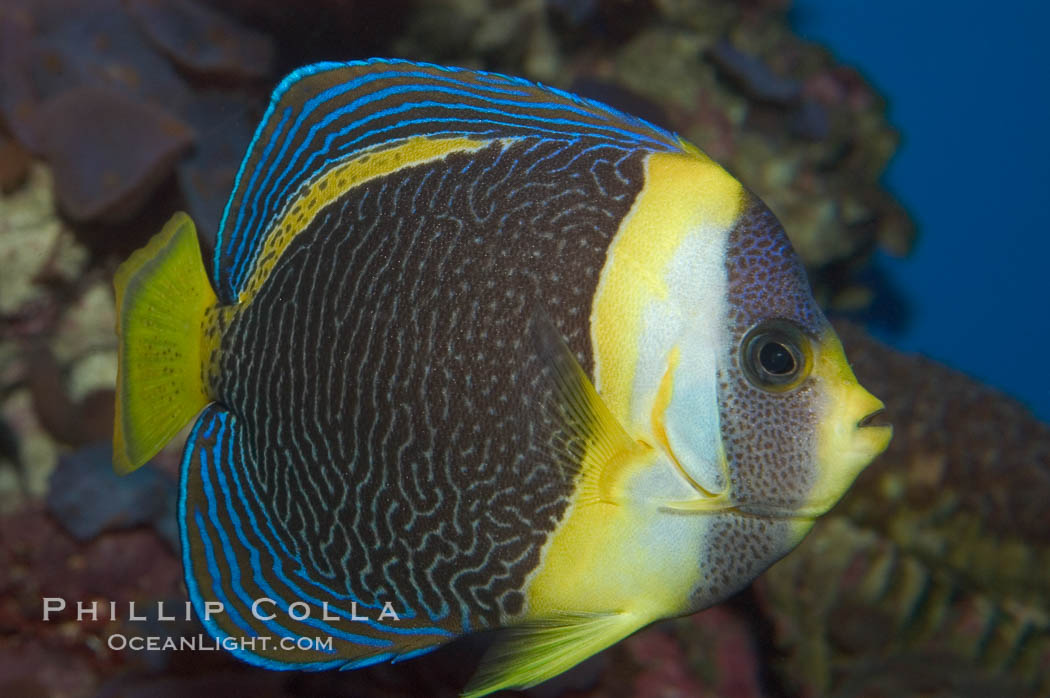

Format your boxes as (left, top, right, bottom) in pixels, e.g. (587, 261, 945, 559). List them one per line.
(179, 404, 455, 670)
(213, 58, 686, 302)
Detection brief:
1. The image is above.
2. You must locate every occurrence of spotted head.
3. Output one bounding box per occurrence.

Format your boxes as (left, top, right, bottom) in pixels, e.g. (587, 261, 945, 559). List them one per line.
(715, 197, 891, 521)
(661, 190, 893, 608)
(586, 149, 891, 613)
(669, 191, 891, 609)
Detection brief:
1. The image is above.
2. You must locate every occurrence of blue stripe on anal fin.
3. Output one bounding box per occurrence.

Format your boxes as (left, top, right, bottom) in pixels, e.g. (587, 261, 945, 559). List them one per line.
(179, 404, 454, 670)
(214, 58, 686, 302)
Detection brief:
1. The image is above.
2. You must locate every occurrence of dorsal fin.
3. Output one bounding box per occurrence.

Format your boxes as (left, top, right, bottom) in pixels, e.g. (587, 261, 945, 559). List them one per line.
(214, 58, 685, 303)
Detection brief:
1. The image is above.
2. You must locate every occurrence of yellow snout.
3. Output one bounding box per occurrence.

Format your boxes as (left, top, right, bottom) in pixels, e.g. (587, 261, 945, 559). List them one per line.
(806, 331, 892, 516)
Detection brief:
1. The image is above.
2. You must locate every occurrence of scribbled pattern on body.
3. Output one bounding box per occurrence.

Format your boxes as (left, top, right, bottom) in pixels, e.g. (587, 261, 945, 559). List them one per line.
(213, 59, 680, 303)
(183, 136, 648, 666)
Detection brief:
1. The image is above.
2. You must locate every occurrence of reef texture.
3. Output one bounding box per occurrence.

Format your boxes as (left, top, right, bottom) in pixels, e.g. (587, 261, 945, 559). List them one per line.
(1, 1, 1045, 697)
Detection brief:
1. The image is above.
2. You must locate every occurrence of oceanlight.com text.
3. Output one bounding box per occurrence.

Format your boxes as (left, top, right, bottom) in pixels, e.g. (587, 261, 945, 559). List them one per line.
(107, 633, 335, 652)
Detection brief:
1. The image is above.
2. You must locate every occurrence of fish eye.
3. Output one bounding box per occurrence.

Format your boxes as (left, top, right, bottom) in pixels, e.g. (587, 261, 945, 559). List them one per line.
(740, 320, 812, 392)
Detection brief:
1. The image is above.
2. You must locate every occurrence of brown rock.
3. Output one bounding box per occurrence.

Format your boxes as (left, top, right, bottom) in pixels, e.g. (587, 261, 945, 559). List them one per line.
(126, 0, 274, 83)
(33, 86, 195, 224)
(0, 135, 32, 193)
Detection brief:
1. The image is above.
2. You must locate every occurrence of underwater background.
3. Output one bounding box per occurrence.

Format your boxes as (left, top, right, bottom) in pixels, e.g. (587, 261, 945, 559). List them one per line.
(0, 1, 1047, 696)
(792, 0, 1050, 422)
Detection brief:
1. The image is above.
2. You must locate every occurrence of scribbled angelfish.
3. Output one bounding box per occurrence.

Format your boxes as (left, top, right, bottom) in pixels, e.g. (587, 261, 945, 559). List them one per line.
(112, 59, 891, 696)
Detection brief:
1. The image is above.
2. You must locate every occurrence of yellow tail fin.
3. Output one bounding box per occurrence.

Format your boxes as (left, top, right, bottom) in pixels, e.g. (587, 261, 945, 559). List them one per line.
(113, 212, 217, 474)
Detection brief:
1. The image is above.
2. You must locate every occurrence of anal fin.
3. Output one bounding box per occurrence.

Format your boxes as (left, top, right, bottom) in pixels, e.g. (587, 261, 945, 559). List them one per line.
(462, 611, 642, 698)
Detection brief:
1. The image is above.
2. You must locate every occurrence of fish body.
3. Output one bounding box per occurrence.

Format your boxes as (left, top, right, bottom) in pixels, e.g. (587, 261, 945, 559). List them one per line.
(112, 59, 891, 696)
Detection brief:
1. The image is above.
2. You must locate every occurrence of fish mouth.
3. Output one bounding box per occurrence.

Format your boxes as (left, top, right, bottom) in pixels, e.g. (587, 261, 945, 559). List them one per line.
(853, 406, 893, 456)
(858, 407, 890, 429)
(855, 406, 893, 456)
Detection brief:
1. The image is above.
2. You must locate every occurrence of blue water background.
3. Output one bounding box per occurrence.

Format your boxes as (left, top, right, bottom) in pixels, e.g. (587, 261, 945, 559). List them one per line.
(790, 1, 1050, 421)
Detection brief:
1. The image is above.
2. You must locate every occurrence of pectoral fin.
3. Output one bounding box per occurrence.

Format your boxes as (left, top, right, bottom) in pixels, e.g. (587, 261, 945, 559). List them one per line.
(529, 314, 647, 506)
